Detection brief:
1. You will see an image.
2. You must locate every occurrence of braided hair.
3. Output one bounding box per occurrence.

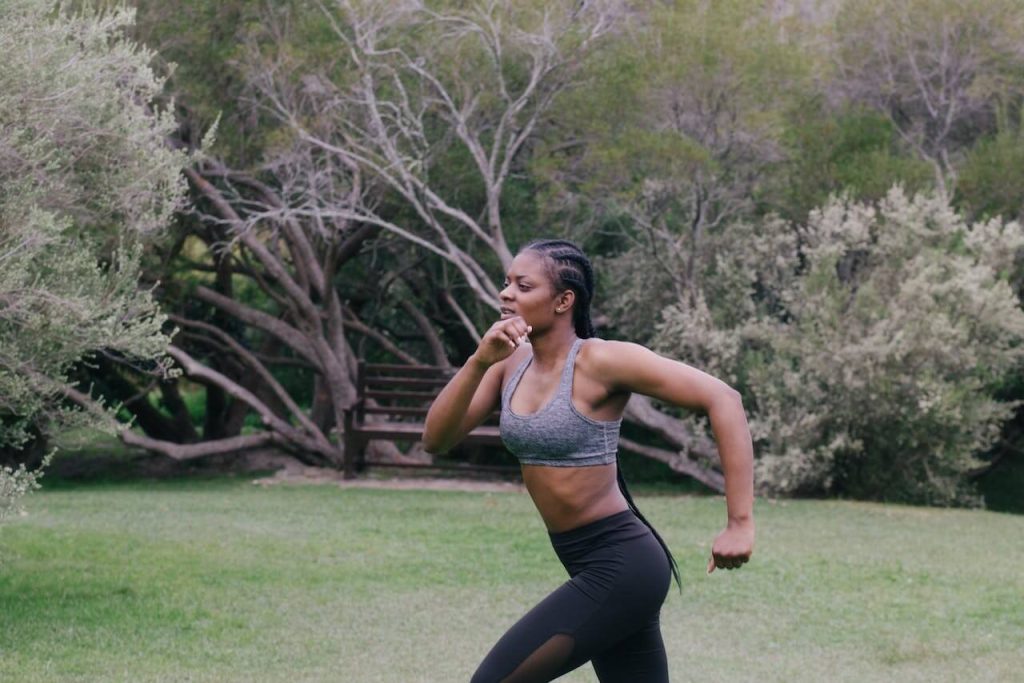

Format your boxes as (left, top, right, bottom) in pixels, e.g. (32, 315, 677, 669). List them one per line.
(520, 238, 682, 592)
(520, 238, 596, 339)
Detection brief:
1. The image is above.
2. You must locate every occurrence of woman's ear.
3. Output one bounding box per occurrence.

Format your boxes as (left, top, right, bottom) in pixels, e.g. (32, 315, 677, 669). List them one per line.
(555, 290, 575, 313)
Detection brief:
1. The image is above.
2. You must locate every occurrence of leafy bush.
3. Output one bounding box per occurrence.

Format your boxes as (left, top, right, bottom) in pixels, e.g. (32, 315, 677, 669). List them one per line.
(0, 1, 189, 513)
(650, 188, 1024, 504)
(0, 454, 52, 522)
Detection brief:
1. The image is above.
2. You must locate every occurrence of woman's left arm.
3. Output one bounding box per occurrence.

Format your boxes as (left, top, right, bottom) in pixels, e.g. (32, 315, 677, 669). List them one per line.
(591, 340, 754, 572)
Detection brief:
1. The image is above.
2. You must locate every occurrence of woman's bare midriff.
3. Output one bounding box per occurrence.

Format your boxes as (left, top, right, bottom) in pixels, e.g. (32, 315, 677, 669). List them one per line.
(521, 462, 630, 533)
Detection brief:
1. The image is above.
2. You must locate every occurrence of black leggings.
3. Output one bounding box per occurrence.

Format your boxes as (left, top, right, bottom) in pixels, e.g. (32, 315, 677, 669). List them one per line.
(471, 509, 672, 682)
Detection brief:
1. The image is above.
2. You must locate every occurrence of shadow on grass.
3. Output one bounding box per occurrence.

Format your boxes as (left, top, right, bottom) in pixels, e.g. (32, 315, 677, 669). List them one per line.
(977, 450, 1024, 514)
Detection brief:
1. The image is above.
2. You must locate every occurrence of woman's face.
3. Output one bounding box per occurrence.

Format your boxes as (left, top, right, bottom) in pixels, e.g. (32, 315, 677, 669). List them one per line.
(499, 250, 571, 328)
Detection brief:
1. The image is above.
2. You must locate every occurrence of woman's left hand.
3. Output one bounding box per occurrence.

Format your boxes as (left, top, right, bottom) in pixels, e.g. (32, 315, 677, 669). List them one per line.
(706, 520, 754, 574)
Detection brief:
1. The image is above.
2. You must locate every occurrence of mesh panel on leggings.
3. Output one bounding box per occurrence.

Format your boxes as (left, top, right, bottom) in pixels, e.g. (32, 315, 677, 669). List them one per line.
(497, 634, 575, 683)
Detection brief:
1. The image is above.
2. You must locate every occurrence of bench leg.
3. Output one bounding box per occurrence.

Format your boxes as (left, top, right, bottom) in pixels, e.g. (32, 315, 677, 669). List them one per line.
(342, 410, 360, 480)
(343, 447, 356, 480)
(355, 439, 368, 473)
(343, 435, 367, 480)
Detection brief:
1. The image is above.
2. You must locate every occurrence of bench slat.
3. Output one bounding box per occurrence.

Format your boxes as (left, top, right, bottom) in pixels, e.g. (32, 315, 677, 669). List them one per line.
(362, 405, 430, 416)
(364, 389, 445, 401)
(362, 377, 455, 389)
(360, 405, 500, 418)
(362, 364, 457, 376)
(352, 422, 501, 441)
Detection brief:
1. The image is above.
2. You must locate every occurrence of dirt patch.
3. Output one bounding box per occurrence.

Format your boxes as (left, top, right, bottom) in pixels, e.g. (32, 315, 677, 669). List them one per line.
(241, 449, 525, 492)
(251, 456, 524, 492)
(253, 466, 526, 493)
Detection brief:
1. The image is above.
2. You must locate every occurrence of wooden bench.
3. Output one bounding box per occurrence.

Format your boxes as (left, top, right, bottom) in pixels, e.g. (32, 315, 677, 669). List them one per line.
(341, 361, 511, 479)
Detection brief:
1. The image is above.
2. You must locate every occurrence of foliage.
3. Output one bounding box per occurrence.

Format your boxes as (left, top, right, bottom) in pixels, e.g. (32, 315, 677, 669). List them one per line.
(0, 454, 52, 522)
(651, 188, 1024, 504)
(125, 0, 300, 161)
(769, 102, 935, 222)
(536, 0, 816, 344)
(831, 0, 1024, 196)
(956, 108, 1024, 224)
(0, 0, 189, 511)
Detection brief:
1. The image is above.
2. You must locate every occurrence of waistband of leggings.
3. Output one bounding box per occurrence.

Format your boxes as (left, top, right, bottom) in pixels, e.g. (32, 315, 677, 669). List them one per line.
(547, 508, 638, 544)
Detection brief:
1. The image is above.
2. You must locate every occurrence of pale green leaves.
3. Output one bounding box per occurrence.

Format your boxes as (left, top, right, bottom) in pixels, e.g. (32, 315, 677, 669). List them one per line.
(0, 1, 190, 515)
(651, 188, 1024, 504)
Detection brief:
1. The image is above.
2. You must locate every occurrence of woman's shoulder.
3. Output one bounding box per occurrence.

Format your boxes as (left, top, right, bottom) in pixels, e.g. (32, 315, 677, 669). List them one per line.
(577, 337, 650, 380)
(580, 337, 735, 408)
(579, 337, 648, 359)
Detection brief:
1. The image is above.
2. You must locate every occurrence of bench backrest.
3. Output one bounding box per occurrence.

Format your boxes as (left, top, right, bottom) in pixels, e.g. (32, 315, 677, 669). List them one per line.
(354, 361, 500, 425)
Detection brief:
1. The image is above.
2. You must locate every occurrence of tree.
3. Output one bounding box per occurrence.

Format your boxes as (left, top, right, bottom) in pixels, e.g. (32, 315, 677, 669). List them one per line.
(768, 102, 936, 223)
(831, 0, 1024, 199)
(242, 0, 623, 304)
(93, 0, 633, 472)
(956, 108, 1024, 223)
(537, 0, 811, 336)
(110, 0, 808, 488)
(0, 1, 190, 512)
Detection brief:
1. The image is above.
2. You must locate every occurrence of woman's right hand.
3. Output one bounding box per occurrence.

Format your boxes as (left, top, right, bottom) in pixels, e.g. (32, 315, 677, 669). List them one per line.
(471, 316, 532, 367)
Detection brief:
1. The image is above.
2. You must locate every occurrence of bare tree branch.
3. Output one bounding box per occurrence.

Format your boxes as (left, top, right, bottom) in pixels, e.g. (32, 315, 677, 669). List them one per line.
(168, 314, 330, 448)
(167, 344, 341, 464)
(618, 436, 724, 491)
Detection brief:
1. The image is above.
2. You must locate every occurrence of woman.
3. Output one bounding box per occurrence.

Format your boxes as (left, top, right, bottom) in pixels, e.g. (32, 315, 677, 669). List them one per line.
(423, 239, 755, 683)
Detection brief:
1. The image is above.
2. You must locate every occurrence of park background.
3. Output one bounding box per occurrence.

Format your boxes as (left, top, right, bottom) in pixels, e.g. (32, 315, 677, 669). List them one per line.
(2, 0, 1023, 681)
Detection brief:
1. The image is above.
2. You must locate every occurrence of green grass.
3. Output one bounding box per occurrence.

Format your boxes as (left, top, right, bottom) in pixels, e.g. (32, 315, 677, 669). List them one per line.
(1, 478, 1022, 682)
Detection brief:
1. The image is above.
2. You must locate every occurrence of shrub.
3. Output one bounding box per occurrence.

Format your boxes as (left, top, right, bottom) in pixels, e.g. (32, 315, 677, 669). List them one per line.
(0, 454, 52, 522)
(0, 1, 190, 515)
(651, 187, 1024, 504)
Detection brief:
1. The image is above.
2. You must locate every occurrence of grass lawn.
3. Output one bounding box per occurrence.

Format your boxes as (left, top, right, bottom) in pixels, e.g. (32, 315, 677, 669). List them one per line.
(1, 476, 1022, 682)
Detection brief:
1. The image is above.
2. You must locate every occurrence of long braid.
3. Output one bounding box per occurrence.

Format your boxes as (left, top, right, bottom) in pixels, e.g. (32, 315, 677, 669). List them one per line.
(618, 467, 682, 592)
(521, 238, 682, 592)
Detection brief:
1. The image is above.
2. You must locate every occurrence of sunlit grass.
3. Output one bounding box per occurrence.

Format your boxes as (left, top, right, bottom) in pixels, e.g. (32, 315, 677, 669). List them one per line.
(1, 478, 1021, 682)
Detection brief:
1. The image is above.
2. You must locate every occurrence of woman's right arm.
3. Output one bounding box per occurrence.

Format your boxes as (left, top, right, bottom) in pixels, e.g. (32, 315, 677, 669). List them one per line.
(422, 316, 531, 454)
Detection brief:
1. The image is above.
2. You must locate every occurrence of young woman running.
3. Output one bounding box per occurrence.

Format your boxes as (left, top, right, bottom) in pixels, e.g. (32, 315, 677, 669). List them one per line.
(423, 239, 755, 683)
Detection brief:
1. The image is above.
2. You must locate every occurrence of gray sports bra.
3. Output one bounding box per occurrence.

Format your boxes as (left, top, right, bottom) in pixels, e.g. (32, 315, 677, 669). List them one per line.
(500, 337, 622, 467)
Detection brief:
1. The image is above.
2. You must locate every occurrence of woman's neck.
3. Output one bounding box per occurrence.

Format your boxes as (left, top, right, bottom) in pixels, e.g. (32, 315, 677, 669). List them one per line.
(526, 330, 578, 371)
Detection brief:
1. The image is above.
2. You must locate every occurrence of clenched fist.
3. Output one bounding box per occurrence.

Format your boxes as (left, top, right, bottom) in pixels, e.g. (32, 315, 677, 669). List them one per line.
(706, 519, 755, 574)
(471, 315, 533, 367)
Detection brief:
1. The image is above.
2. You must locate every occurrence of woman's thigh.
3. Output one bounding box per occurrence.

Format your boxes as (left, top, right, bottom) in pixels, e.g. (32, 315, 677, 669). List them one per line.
(469, 578, 596, 683)
(469, 580, 669, 683)
(470, 533, 671, 682)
